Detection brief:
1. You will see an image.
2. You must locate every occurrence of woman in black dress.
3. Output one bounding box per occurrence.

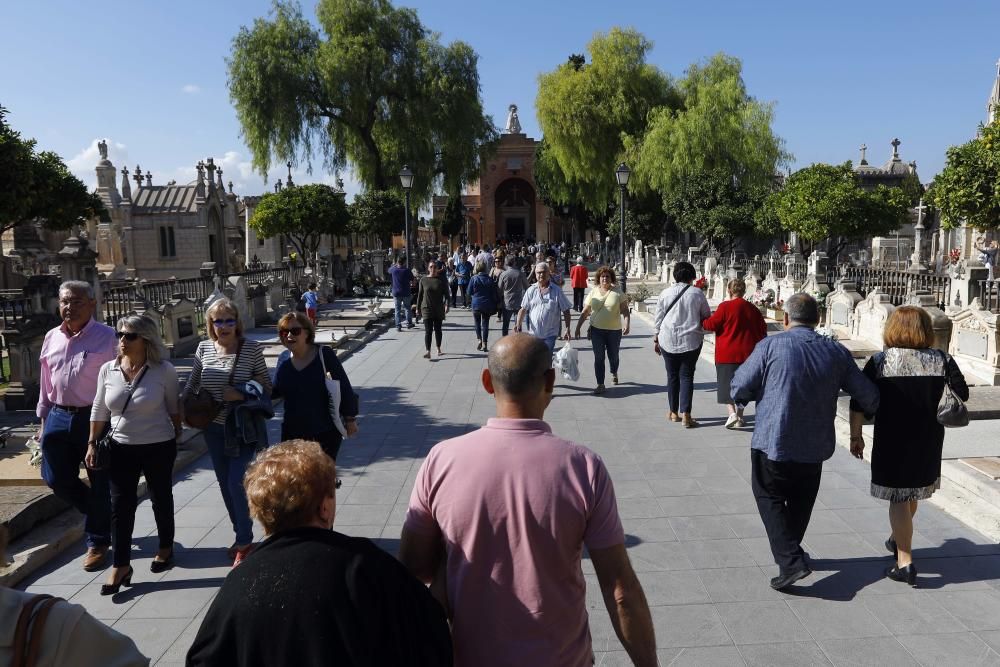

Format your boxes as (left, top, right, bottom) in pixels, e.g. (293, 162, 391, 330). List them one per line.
(849, 306, 968, 586)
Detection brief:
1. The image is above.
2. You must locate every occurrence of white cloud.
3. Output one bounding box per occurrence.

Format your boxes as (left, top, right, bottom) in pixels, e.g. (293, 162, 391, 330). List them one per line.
(66, 138, 129, 189)
(181, 84, 200, 94)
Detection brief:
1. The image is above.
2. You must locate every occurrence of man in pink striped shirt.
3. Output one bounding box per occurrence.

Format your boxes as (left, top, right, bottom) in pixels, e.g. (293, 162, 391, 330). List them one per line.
(38, 281, 118, 571)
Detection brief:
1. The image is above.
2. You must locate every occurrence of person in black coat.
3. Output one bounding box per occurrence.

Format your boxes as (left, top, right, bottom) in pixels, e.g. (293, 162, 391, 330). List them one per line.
(186, 440, 452, 667)
(849, 306, 969, 587)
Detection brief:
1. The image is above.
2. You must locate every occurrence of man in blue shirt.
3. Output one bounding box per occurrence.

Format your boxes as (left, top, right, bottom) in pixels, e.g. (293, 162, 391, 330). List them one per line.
(731, 293, 879, 591)
(388, 256, 414, 331)
(304, 283, 319, 326)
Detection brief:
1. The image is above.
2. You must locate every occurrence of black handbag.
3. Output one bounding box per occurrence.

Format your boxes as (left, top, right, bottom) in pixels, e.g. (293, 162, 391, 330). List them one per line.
(92, 365, 148, 470)
(936, 350, 969, 428)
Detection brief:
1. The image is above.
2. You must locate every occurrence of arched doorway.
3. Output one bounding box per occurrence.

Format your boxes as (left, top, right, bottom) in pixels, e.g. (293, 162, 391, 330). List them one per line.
(494, 178, 535, 242)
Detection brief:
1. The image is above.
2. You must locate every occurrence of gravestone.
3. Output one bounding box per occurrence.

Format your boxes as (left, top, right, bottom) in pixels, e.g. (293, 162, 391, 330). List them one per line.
(905, 289, 953, 353)
(153, 294, 200, 358)
(778, 256, 803, 304)
(762, 270, 781, 306)
(949, 298, 1000, 385)
(266, 277, 287, 320)
(744, 270, 760, 301)
(224, 275, 250, 326)
(249, 283, 269, 326)
(852, 288, 895, 350)
(825, 278, 863, 335)
(3, 313, 60, 410)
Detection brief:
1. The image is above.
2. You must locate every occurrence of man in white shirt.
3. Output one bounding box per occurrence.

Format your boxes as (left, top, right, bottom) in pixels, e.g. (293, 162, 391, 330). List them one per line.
(515, 262, 572, 353)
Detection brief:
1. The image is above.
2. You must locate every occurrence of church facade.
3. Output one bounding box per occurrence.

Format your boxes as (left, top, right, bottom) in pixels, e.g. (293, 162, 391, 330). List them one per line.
(433, 104, 568, 246)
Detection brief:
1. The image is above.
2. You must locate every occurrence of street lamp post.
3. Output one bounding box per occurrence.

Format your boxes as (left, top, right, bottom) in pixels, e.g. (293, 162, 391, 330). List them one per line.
(479, 216, 484, 245)
(399, 165, 414, 268)
(615, 163, 631, 293)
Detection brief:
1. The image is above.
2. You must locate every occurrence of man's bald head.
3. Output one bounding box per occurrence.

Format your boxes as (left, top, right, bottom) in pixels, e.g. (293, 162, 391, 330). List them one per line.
(487, 334, 552, 398)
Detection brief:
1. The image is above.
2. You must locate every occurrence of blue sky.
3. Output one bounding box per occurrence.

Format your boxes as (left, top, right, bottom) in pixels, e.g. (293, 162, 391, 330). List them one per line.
(3, 0, 998, 201)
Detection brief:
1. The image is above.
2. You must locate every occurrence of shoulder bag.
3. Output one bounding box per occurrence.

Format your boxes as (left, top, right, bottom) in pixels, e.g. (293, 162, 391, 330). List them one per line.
(653, 284, 691, 355)
(12, 594, 63, 667)
(92, 364, 148, 471)
(183, 340, 242, 429)
(318, 345, 349, 438)
(936, 350, 969, 428)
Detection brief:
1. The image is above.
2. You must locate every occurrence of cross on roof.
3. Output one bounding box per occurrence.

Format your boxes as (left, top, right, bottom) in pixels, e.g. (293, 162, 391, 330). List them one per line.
(891, 137, 901, 159)
(859, 143, 868, 165)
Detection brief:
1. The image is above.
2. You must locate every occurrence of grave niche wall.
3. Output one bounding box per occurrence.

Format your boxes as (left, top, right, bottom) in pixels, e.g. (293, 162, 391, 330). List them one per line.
(948, 298, 1000, 385)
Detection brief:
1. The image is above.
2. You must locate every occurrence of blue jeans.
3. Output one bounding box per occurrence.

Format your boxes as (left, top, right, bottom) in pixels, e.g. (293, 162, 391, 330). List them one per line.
(473, 310, 492, 343)
(542, 335, 558, 353)
(501, 308, 516, 336)
(662, 346, 702, 414)
(203, 423, 255, 545)
(591, 327, 622, 385)
(393, 295, 412, 328)
(41, 407, 110, 548)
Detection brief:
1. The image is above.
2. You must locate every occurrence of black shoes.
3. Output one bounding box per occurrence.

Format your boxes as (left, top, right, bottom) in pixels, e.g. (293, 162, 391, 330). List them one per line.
(885, 536, 898, 558)
(886, 563, 917, 586)
(770, 568, 812, 590)
(100, 566, 134, 596)
(150, 550, 174, 573)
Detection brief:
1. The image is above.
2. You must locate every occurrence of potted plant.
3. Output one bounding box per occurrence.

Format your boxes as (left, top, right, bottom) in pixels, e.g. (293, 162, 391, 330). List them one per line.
(629, 284, 653, 312)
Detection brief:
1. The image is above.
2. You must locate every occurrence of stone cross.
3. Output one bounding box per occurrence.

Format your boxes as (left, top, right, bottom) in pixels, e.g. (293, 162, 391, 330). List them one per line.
(133, 164, 144, 188)
(891, 137, 901, 159)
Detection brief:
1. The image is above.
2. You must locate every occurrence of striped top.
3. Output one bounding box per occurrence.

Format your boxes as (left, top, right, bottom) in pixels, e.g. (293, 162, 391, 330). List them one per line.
(184, 339, 272, 425)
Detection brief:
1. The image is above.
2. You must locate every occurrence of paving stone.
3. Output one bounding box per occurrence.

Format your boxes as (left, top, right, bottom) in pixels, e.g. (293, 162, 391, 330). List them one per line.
(786, 598, 892, 640)
(651, 604, 732, 648)
(738, 641, 832, 666)
(895, 631, 1000, 666)
(715, 601, 812, 645)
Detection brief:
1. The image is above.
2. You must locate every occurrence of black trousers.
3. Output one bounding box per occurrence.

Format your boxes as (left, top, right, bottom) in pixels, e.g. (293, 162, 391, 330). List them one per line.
(750, 448, 822, 574)
(573, 287, 585, 311)
(501, 308, 516, 336)
(109, 440, 177, 567)
(449, 283, 458, 307)
(424, 318, 443, 350)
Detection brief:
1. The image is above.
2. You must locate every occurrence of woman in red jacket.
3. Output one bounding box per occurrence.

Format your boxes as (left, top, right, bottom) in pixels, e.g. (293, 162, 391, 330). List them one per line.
(701, 277, 768, 429)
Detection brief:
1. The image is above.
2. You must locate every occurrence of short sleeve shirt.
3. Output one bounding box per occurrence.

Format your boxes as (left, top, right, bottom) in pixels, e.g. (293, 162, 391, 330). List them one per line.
(520, 283, 572, 339)
(405, 418, 623, 667)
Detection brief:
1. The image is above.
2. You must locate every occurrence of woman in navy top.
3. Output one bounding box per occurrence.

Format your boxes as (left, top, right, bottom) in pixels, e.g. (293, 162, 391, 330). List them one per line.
(272, 312, 359, 460)
(468, 261, 499, 351)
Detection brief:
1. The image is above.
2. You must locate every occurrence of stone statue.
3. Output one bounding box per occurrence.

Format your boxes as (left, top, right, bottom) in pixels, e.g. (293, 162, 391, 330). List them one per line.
(98, 139, 108, 160)
(504, 104, 522, 134)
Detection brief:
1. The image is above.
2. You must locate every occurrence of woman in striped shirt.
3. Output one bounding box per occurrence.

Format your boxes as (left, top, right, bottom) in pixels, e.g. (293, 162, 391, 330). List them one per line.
(182, 298, 271, 563)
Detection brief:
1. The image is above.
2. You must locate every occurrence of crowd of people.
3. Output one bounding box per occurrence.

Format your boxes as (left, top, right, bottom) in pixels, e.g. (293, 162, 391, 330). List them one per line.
(11, 238, 973, 663)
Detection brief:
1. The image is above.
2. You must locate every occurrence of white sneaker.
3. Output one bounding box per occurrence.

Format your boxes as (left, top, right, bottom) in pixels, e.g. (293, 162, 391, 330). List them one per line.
(725, 413, 740, 429)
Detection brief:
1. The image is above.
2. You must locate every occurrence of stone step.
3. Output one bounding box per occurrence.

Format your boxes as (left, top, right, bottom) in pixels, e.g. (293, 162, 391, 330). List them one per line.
(961, 457, 1000, 480)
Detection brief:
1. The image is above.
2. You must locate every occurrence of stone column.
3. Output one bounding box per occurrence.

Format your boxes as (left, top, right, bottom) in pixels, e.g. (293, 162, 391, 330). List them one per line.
(3, 313, 60, 410)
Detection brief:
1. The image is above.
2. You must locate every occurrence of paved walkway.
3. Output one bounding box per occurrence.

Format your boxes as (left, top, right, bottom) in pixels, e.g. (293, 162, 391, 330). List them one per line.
(19, 304, 1000, 665)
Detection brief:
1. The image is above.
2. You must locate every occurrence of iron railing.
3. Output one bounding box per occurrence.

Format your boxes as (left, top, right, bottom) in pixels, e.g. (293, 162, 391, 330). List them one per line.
(842, 266, 951, 310)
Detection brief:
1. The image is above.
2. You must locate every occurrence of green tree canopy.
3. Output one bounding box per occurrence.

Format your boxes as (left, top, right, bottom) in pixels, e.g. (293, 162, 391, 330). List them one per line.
(348, 189, 405, 242)
(536, 30, 677, 213)
(663, 167, 772, 250)
(931, 121, 1000, 229)
(439, 195, 466, 239)
(634, 54, 788, 196)
(0, 105, 104, 236)
(249, 183, 350, 258)
(762, 162, 910, 258)
(228, 0, 497, 201)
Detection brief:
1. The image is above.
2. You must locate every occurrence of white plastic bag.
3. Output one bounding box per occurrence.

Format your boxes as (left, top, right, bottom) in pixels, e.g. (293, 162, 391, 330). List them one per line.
(554, 340, 580, 382)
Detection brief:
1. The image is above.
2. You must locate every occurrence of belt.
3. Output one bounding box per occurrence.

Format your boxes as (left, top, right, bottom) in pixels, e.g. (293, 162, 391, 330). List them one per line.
(54, 404, 89, 414)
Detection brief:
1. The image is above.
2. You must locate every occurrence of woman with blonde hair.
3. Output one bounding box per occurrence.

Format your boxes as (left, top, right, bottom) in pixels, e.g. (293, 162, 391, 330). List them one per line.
(702, 277, 768, 428)
(849, 306, 969, 586)
(183, 298, 271, 563)
(88, 315, 180, 594)
(272, 312, 359, 460)
(186, 440, 452, 666)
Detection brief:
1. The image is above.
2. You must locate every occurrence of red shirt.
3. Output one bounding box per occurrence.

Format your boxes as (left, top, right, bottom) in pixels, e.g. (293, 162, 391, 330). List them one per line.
(702, 297, 768, 364)
(569, 265, 589, 289)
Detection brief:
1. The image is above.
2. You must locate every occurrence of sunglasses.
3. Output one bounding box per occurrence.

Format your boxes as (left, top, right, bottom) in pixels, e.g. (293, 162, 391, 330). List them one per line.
(116, 331, 140, 341)
(212, 318, 237, 328)
(279, 327, 304, 338)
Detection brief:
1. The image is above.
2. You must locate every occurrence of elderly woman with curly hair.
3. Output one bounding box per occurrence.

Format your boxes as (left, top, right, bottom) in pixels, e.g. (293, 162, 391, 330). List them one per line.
(574, 266, 630, 395)
(187, 440, 452, 666)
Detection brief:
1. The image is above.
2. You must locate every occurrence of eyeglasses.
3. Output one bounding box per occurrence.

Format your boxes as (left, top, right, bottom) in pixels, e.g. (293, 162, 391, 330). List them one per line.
(212, 319, 237, 328)
(279, 327, 304, 338)
(116, 331, 140, 341)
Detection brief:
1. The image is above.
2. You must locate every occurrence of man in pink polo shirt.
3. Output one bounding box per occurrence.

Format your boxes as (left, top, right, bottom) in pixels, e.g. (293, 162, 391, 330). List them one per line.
(37, 281, 118, 571)
(400, 333, 656, 667)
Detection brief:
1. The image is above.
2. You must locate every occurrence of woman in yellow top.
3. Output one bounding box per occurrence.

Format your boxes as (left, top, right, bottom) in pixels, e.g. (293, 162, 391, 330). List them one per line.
(574, 266, 631, 394)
